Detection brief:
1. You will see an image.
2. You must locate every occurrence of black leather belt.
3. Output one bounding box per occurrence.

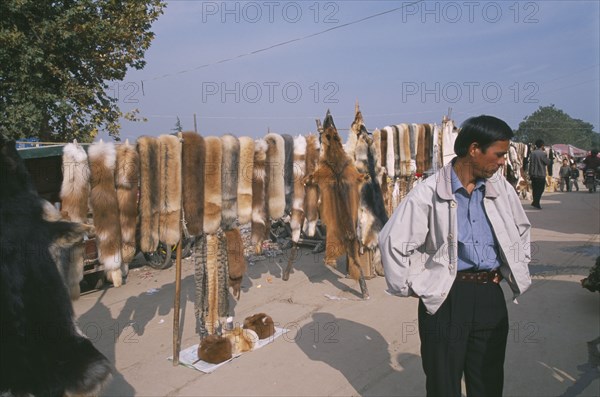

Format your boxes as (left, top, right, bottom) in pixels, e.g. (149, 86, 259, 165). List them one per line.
(456, 269, 502, 284)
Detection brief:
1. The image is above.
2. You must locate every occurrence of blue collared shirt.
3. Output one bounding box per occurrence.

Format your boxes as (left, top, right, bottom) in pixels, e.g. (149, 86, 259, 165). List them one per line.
(450, 167, 501, 271)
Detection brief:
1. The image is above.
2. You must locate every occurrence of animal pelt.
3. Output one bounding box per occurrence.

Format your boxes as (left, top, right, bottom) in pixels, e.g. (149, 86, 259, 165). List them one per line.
(197, 335, 232, 364)
(379, 127, 391, 216)
(158, 134, 182, 246)
(224, 326, 258, 355)
(409, 123, 419, 173)
(137, 136, 160, 253)
(225, 228, 246, 300)
(181, 131, 205, 236)
(372, 128, 383, 186)
(88, 140, 123, 287)
(243, 313, 275, 340)
(220, 134, 240, 231)
(282, 134, 295, 215)
(264, 133, 286, 220)
(302, 134, 320, 237)
(237, 137, 254, 225)
(205, 234, 220, 335)
(251, 139, 268, 253)
(203, 137, 222, 234)
(0, 136, 111, 396)
(416, 123, 427, 175)
(115, 140, 139, 270)
(290, 135, 307, 243)
(396, 124, 411, 177)
(60, 141, 90, 223)
(383, 126, 395, 180)
(312, 111, 364, 279)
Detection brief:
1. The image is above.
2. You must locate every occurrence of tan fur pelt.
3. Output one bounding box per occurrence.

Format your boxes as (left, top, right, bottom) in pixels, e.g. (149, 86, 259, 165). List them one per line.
(225, 228, 246, 300)
(290, 135, 307, 243)
(372, 128, 383, 186)
(224, 326, 258, 355)
(181, 131, 205, 236)
(383, 126, 395, 179)
(380, 128, 391, 215)
(409, 123, 419, 173)
(60, 141, 90, 223)
(88, 141, 123, 286)
(243, 313, 275, 340)
(251, 139, 268, 253)
(220, 134, 240, 231)
(115, 140, 139, 268)
(302, 134, 320, 237)
(312, 115, 364, 279)
(237, 137, 254, 225)
(157, 135, 182, 246)
(264, 133, 285, 220)
(203, 137, 222, 234)
(397, 124, 411, 177)
(137, 136, 160, 253)
(205, 234, 220, 335)
(198, 334, 232, 364)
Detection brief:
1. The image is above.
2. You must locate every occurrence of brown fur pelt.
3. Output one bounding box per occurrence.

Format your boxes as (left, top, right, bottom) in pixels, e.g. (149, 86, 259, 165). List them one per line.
(290, 135, 307, 243)
(372, 128, 383, 186)
(88, 140, 123, 287)
(224, 326, 258, 355)
(158, 134, 182, 246)
(60, 141, 90, 223)
(282, 134, 295, 215)
(115, 140, 139, 269)
(397, 124, 411, 177)
(137, 136, 160, 253)
(237, 137, 254, 225)
(205, 234, 220, 335)
(197, 335, 232, 364)
(220, 134, 240, 231)
(312, 112, 364, 279)
(302, 134, 320, 237)
(243, 313, 275, 340)
(416, 123, 427, 175)
(251, 139, 268, 253)
(181, 131, 205, 236)
(203, 137, 222, 235)
(225, 228, 246, 300)
(264, 133, 285, 220)
(380, 128, 391, 216)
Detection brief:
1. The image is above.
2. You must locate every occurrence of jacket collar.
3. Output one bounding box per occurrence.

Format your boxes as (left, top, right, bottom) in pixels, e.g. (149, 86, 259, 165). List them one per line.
(436, 158, 500, 201)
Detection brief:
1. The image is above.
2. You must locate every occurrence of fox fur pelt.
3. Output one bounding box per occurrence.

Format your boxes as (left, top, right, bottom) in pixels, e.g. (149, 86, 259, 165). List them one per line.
(302, 134, 320, 237)
(225, 228, 246, 300)
(137, 136, 160, 253)
(397, 123, 411, 177)
(157, 134, 182, 246)
(243, 313, 275, 339)
(237, 137, 254, 225)
(60, 141, 90, 223)
(264, 133, 285, 220)
(251, 139, 268, 253)
(220, 134, 239, 230)
(181, 131, 205, 236)
(0, 135, 111, 396)
(88, 140, 123, 287)
(204, 137, 222, 235)
(224, 326, 258, 355)
(290, 135, 307, 243)
(115, 140, 139, 269)
(311, 112, 364, 279)
(282, 134, 294, 215)
(198, 334, 232, 364)
(383, 126, 395, 180)
(205, 234, 220, 335)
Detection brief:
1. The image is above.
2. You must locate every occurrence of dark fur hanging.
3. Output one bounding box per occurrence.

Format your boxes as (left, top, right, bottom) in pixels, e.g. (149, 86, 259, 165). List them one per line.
(282, 134, 294, 215)
(225, 228, 246, 300)
(137, 136, 160, 253)
(181, 131, 205, 236)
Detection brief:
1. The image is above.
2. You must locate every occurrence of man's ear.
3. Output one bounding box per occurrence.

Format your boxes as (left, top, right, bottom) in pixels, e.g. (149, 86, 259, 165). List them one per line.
(468, 142, 480, 156)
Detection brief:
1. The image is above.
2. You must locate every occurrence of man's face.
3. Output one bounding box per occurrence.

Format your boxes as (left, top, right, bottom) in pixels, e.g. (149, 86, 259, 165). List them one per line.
(472, 140, 509, 179)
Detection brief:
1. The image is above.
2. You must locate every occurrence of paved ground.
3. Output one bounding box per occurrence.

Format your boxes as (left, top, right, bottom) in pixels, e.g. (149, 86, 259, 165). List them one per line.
(73, 190, 600, 396)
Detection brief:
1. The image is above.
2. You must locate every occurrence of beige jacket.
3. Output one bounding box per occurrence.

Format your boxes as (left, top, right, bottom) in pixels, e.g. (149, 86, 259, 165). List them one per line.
(379, 161, 532, 314)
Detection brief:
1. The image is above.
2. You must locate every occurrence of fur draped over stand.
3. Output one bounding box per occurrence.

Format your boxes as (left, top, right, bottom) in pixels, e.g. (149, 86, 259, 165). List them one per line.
(264, 133, 286, 221)
(203, 137, 223, 235)
(220, 134, 240, 231)
(303, 134, 320, 237)
(251, 139, 268, 253)
(290, 135, 307, 243)
(158, 134, 182, 246)
(237, 137, 254, 225)
(181, 131, 205, 236)
(137, 136, 160, 253)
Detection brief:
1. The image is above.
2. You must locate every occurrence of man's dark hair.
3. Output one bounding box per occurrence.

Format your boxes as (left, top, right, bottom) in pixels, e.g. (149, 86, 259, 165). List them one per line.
(454, 115, 514, 157)
(591, 149, 599, 157)
(535, 139, 545, 149)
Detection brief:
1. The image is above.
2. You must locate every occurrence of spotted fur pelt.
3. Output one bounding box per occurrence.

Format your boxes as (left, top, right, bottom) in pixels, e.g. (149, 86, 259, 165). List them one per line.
(181, 131, 205, 236)
(60, 141, 90, 223)
(203, 137, 222, 235)
(137, 136, 160, 253)
(251, 139, 268, 253)
(237, 137, 254, 225)
(88, 140, 123, 286)
(290, 135, 307, 243)
(225, 228, 246, 300)
(115, 140, 139, 270)
(264, 133, 285, 220)
(220, 134, 239, 231)
(158, 134, 182, 246)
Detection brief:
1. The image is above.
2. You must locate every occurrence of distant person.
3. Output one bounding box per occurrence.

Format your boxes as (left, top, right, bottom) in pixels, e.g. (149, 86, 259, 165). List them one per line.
(570, 163, 580, 192)
(559, 158, 571, 192)
(528, 139, 550, 209)
(583, 149, 600, 173)
(380, 115, 532, 397)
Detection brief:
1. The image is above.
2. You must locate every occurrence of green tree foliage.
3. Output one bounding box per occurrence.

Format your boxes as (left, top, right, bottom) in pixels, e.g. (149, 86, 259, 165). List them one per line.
(0, 0, 165, 142)
(172, 116, 183, 133)
(514, 105, 599, 149)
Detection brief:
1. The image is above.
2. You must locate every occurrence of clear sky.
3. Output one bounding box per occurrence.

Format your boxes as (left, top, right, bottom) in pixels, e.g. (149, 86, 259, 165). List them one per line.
(109, 0, 600, 142)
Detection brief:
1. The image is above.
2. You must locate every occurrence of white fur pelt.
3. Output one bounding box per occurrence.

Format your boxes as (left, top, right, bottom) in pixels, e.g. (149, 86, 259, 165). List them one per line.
(115, 140, 139, 274)
(88, 140, 123, 287)
(302, 134, 320, 237)
(237, 137, 254, 225)
(203, 137, 222, 235)
(290, 135, 307, 243)
(158, 134, 182, 246)
(181, 131, 205, 236)
(137, 136, 160, 253)
(60, 141, 90, 223)
(251, 139, 268, 253)
(220, 134, 239, 231)
(383, 126, 395, 180)
(264, 133, 285, 220)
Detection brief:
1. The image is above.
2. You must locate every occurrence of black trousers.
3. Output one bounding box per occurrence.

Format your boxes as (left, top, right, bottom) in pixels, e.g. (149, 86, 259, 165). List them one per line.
(530, 176, 546, 206)
(419, 281, 509, 397)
